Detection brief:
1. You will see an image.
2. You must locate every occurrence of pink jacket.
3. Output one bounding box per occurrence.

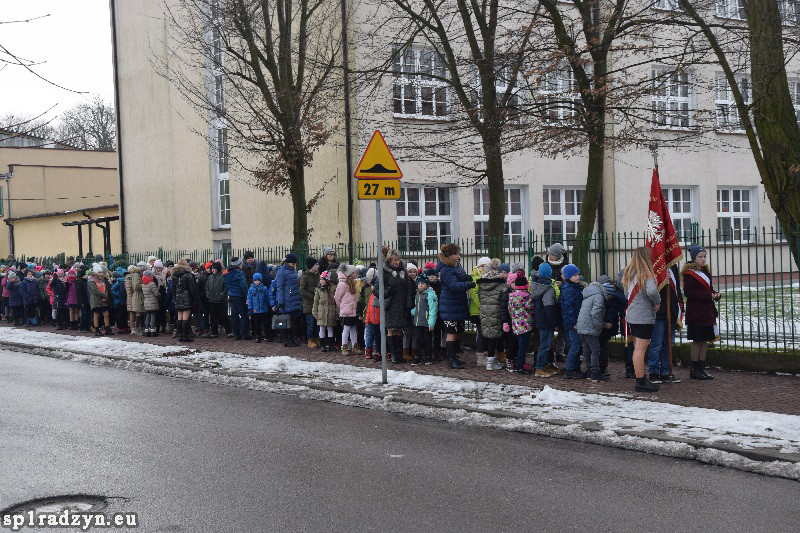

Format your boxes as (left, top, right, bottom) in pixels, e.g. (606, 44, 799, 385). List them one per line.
(66, 281, 78, 306)
(334, 272, 358, 318)
(1, 277, 8, 298)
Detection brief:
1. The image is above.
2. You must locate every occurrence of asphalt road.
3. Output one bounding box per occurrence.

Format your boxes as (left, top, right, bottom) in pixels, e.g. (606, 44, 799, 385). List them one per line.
(1, 349, 799, 533)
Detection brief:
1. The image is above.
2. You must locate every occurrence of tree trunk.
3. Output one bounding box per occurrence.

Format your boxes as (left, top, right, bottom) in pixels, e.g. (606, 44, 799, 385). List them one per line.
(747, 0, 800, 266)
(483, 134, 506, 260)
(572, 127, 605, 276)
(288, 162, 308, 249)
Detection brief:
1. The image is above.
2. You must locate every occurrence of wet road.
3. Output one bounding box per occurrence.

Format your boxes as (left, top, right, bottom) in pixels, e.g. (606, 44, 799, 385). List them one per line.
(1, 349, 798, 532)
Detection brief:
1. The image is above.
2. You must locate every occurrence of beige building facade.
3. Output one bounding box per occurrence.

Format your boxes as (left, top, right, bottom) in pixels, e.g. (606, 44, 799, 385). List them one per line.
(112, 0, 787, 271)
(0, 142, 120, 260)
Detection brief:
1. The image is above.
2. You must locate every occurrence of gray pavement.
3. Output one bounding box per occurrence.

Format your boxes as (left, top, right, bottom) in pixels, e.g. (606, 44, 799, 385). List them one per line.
(1, 349, 799, 533)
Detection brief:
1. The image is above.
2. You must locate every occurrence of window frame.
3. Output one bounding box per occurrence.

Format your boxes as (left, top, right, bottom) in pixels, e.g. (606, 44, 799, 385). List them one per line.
(661, 186, 696, 244)
(392, 45, 450, 120)
(542, 187, 585, 248)
(538, 65, 583, 126)
(473, 186, 526, 251)
(716, 0, 747, 20)
(652, 0, 683, 11)
(714, 74, 750, 132)
(396, 185, 454, 252)
(651, 67, 694, 129)
(716, 187, 755, 244)
(779, 0, 800, 25)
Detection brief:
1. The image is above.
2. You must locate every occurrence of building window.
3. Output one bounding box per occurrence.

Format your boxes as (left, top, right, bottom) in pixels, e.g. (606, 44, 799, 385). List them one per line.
(662, 187, 695, 243)
(218, 177, 230, 226)
(717, 188, 753, 243)
(780, 0, 800, 24)
(539, 66, 582, 126)
(393, 46, 448, 119)
(652, 68, 693, 128)
(397, 185, 452, 251)
(217, 127, 228, 174)
(543, 187, 584, 247)
(715, 75, 750, 131)
(470, 66, 521, 122)
(216, 127, 230, 227)
(653, 0, 682, 10)
(789, 80, 800, 126)
(716, 0, 747, 19)
(473, 187, 525, 250)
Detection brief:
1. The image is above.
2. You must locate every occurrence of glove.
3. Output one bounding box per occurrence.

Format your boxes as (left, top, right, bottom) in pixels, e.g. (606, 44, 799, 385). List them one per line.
(503, 323, 511, 333)
(271, 306, 278, 313)
(467, 282, 476, 289)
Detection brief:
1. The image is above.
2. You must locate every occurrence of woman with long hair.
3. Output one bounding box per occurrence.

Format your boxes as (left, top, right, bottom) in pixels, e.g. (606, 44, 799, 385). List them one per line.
(621, 247, 661, 392)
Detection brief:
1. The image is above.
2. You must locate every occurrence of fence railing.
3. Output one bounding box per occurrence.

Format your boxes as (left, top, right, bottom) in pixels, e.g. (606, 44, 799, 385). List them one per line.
(3, 225, 798, 353)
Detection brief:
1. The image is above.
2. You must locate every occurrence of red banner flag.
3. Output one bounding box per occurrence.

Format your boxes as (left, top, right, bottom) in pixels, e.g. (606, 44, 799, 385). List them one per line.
(645, 167, 683, 290)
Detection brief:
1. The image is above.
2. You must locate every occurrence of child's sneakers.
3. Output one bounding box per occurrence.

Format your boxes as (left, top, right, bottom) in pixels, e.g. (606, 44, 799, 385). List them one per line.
(410, 354, 423, 366)
(534, 368, 551, 378)
(351, 346, 364, 356)
(589, 370, 610, 382)
(515, 363, 533, 374)
(485, 357, 503, 371)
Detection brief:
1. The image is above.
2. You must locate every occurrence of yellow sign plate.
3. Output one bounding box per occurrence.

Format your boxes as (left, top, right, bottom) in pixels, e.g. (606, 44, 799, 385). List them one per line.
(354, 130, 403, 180)
(358, 179, 401, 200)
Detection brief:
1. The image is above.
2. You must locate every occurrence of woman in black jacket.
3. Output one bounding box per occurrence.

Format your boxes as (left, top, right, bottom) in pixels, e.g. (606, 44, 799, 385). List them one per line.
(383, 249, 412, 364)
(172, 259, 201, 342)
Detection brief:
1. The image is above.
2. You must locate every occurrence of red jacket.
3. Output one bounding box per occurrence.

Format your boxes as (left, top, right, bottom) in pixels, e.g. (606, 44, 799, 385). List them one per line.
(681, 264, 718, 327)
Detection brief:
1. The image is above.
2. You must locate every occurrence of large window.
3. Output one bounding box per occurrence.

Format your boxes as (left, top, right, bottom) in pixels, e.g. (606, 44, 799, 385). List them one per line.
(653, 0, 682, 10)
(539, 66, 582, 126)
(652, 68, 693, 128)
(716, 0, 747, 19)
(473, 187, 525, 250)
(543, 187, 584, 247)
(216, 127, 230, 226)
(397, 186, 453, 251)
(210, 0, 229, 228)
(715, 75, 750, 131)
(662, 187, 695, 243)
(780, 0, 800, 24)
(393, 46, 449, 119)
(717, 188, 753, 243)
(471, 66, 521, 122)
(789, 80, 800, 125)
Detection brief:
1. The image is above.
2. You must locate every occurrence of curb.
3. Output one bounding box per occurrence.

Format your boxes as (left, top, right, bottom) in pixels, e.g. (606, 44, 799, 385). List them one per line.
(2, 339, 798, 481)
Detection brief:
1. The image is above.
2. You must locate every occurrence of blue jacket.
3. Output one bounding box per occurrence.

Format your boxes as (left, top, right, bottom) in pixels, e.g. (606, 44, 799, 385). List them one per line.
(560, 280, 584, 331)
(530, 277, 560, 330)
(20, 277, 39, 305)
(247, 282, 271, 314)
(111, 278, 126, 307)
(223, 268, 248, 299)
(436, 259, 473, 321)
(7, 279, 21, 307)
(275, 264, 301, 315)
(267, 278, 278, 308)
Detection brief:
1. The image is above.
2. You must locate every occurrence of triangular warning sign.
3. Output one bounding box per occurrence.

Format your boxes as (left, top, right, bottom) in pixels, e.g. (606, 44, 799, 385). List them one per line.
(354, 130, 403, 179)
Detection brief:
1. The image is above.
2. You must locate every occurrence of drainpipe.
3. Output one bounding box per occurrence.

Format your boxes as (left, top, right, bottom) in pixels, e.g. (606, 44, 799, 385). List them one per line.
(109, 0, 126, 253)
(340, 0, 354, 261)
(1, 169, 12, 257)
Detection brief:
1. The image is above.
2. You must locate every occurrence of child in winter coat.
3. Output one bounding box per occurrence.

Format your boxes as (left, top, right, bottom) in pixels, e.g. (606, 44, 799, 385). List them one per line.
(20, 270, 39, 326)
(247, 272, 271, 342)
(477, 259, 507, 371)
(506, 275, 534, 374)
(37, 271, 51, 325)
(530, 263, 560, 377)
(559, 264, 585, 378)
(335, 264, 361, 356)
(111, 270, 129, 333)
(205, 261, 227, 338)
(141, 270, 161, 337)
(312, 271, 338, 352)
(410, 275, 438, 366)
(6, 271, 22, 325)
(299, 258, 320, 348)
(576, 281, 611, 382)
(360, 268, 381, 360)
(88, 265, 113, 336)
(597, 275, 627, 377)
(66, 270, 79, 329)
(426, 266, 445, 361)
(50, 269, 68, 329)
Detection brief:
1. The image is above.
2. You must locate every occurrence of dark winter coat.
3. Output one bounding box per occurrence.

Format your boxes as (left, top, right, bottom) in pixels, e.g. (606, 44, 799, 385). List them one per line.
(499, 286, 511, 327)
(50, 277, 67, 309)
(602, 284, 626, 336)
(7, 278, 21, 307)
(74, 274, 89, 306)
(223, 268, 248, 299)
(560, 280, 584, 331)
(172, 265, 200, 311)
(436, 254, 473, 322)
(20, 277, 39, 305)
(299, 269, 320, 314)
(411, 288, 438, 329)
(247, 282, 271, 314)
(196, 271, 209, 303)
(275, 264, 302, 316)
(242, 261, 257, 286)
(205, 273, 226, 303)
(477, 275, 507, 339)
(681, 263, 718, 327)
(656, 265, 683, 322)
(531, 277, 560, 330)
(382, 258, 410, 329)
(37, 276, 50, 300)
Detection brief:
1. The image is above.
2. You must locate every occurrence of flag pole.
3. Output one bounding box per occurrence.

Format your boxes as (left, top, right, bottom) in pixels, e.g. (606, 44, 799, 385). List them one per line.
(650, 143, 672, 376)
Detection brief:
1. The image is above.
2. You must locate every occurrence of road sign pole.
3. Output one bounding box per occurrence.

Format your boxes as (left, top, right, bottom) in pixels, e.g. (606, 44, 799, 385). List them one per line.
(376, 199, 388, 384)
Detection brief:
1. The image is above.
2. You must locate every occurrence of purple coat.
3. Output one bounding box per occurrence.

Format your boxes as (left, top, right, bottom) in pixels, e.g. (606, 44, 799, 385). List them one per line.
(66, 281, 78, 306)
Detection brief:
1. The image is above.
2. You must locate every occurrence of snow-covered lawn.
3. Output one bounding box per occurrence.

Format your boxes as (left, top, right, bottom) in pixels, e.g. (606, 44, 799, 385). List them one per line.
(2, 327, 799, 480)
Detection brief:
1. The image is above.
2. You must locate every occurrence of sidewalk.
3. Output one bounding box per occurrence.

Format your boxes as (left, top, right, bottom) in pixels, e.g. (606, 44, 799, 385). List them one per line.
(1, 322, 799, 481)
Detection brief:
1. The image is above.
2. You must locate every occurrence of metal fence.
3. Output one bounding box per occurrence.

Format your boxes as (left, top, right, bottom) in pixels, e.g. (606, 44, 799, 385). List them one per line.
(4, 225, 798, 353)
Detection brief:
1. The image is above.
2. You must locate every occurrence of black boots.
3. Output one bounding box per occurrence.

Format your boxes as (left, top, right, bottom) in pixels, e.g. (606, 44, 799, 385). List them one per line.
(390, 337, 404, 364)
(446, 341, 464, 369)
(635, 376, 659, 392)
(690, 361, 714, 380)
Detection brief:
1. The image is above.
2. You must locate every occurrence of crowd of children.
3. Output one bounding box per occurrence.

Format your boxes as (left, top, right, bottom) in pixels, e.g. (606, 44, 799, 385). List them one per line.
(0, 241, 719, 392)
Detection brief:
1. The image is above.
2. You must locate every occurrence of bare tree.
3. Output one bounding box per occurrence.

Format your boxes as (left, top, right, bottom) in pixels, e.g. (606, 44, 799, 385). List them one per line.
(0, 112, 56, 139)
(55, 96, 116, 150)
(672, 0, 800, 266)
(158, 0, 344, 246)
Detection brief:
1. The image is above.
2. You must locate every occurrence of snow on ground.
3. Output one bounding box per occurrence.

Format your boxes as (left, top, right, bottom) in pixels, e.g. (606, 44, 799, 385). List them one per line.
(2, 327, 800, 480)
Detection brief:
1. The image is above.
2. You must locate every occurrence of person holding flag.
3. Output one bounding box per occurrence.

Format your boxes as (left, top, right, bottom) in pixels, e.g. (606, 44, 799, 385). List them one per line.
(643, 166, 686, 384)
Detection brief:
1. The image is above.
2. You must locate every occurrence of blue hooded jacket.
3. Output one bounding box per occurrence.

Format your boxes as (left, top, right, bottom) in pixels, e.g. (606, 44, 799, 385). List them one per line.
(247, 274, 271, 314)
(559, 280, 584, 330)
(20, 276, 39, 305)
(275, 264, 301, 315)
(223, 268, 248, 299)
(111, 275, 126, 307)
(436, 258, 473, 321)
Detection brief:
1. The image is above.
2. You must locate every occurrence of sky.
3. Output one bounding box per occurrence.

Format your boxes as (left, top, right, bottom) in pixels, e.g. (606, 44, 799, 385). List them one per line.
(0, 0, 114, 123)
